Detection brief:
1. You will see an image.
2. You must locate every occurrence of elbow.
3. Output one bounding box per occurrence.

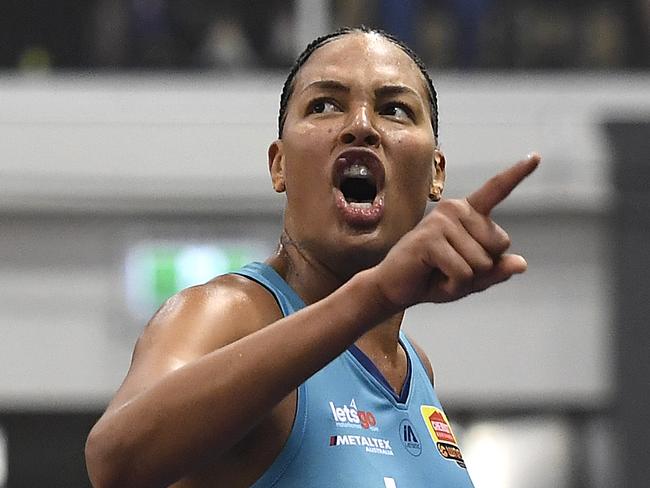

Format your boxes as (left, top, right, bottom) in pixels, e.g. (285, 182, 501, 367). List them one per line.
(85, 422, 136, 488)
(85, 419, 171, 488)
(85, 424, 120, 488)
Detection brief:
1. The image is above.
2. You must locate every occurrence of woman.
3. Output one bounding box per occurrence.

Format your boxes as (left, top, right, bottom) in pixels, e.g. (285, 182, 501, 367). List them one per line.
(85, 26, 539, 487)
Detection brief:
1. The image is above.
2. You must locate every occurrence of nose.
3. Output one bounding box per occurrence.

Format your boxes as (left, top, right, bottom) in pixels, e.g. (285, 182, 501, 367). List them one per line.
(339, 105, 381, 147)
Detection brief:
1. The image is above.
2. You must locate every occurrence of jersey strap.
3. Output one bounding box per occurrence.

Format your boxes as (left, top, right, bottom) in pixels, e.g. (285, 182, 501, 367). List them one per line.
(233, 261, 306, 315)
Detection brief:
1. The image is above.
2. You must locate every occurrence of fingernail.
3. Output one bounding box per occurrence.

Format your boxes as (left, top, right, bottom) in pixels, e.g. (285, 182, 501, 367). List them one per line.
(526, 152, 541, 162)
(515, 255, 528, 273)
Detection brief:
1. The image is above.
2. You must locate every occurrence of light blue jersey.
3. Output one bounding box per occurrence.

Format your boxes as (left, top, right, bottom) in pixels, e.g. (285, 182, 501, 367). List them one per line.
(236, 262, 475, 488)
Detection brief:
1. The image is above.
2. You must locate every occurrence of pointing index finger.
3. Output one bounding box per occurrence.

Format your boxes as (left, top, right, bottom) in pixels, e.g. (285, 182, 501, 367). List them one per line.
(466, 153, 541, 215)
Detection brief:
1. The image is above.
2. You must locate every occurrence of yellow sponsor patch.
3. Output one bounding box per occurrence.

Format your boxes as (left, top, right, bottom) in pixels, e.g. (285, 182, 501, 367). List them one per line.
(420, 405, 466, 468)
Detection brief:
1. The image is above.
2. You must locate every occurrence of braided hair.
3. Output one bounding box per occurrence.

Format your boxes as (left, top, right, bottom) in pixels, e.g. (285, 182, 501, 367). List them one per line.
(277, 26, 439, 140)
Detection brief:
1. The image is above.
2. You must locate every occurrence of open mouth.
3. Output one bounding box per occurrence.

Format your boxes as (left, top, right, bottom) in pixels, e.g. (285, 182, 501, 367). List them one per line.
(339, 163, 378, 205)
(332, 149, 385, 225)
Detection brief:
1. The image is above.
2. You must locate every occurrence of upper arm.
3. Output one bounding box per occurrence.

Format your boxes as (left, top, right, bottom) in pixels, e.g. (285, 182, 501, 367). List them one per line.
(106, 274, 283, 413)
(406, 335, 435, 387)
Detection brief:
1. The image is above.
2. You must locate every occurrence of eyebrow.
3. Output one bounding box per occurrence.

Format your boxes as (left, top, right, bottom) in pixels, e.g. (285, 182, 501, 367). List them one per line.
(301, 79, 350, 94)
(301, 79, 422, 102)
(375, 84, 422, 101)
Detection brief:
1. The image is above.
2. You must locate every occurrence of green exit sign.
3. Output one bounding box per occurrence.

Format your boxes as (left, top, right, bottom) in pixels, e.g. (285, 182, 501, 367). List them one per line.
(125, 241, 267, 320)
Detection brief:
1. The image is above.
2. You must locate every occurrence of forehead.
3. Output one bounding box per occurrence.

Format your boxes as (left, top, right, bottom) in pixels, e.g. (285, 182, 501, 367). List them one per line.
(294, 33, 429, 99)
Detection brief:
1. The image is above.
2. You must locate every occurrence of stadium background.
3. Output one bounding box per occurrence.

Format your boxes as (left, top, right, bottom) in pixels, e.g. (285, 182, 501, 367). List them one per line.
(0, 1, 648, 486)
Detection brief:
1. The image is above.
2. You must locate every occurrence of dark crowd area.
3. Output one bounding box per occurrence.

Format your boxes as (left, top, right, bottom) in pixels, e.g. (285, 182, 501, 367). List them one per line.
(0, 0, 648, 72)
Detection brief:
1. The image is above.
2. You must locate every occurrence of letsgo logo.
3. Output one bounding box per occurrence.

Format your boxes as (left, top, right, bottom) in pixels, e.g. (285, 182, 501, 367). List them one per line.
(329, 398, 378, 431)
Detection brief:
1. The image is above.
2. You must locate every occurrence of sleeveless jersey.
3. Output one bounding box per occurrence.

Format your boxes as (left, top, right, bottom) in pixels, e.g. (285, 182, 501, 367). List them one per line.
(235, 262, 475, 488)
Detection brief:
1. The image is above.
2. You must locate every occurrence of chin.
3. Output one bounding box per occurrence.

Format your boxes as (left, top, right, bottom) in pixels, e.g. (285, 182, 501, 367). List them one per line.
(328, 225, 397, 270)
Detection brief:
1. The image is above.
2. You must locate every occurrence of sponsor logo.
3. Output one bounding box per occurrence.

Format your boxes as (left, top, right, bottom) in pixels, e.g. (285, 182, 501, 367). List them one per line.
(399, 419, 422, 456)
(328, 434, 394, 456)
(420, 405, 466, 468)
(329, 398, 378, 431)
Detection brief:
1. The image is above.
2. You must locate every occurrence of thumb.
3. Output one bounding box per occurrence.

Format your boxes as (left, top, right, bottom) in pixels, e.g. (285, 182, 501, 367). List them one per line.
(470, 254, 528, 293)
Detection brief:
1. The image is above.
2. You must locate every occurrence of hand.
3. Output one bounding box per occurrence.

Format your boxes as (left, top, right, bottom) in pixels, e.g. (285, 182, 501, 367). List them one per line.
(372, 153, 541, 311)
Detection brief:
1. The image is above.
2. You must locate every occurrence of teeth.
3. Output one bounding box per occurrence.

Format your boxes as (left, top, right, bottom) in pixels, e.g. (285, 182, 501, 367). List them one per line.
(343, 163, 372, 179)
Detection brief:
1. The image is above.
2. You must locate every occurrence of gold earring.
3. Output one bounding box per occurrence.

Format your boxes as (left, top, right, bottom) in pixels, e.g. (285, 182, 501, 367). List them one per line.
(428, 186, 442, 202)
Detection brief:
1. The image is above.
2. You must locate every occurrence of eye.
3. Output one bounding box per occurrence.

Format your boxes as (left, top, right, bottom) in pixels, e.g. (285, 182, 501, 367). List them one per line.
(380, 103, 414, 122)
(308, 98, 340, 114)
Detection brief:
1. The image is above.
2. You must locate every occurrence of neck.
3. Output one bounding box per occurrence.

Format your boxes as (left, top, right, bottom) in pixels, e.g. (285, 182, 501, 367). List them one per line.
(267, 230, 343, 305)
(266, 229, 404, 356)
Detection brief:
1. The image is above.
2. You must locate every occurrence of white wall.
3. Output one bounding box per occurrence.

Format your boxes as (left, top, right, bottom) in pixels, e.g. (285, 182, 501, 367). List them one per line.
(2, 73, 648, 213)
(0, 73, 645, 410)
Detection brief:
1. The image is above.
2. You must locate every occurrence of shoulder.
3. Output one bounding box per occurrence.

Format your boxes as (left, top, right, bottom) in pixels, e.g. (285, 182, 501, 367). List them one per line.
(405, 334, 435, 387)
(142, 272, 284, 357)
(107, 272, 284, 411)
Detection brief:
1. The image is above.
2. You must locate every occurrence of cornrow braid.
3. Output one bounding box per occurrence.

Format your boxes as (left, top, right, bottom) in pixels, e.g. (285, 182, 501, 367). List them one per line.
(277, 26, 439, 139)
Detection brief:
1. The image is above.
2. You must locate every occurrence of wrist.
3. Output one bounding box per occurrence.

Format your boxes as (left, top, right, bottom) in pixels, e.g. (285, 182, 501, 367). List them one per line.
(343, 267, 403, 329)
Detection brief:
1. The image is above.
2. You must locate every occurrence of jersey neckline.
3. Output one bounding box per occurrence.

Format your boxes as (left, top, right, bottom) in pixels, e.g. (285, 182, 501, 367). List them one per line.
(241, 261, 413, 406)
(347, 338, 413, 406)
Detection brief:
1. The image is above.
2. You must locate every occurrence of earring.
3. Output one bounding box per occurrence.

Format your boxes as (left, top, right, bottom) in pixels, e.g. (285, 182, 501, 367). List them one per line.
(428, 186, 442, 202)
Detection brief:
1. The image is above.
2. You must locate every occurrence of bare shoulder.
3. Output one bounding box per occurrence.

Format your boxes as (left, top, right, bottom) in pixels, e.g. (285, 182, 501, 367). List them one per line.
(133, 273, 283, 360)
(107, 272, 283, 411)
(151, 274, 282, 350)
(405, 334, 435, 386)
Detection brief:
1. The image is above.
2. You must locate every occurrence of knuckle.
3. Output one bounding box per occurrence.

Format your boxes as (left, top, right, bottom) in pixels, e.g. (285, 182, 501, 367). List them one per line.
(445, 278, 470, 298)
(494, 230, 511, 253)
(426, 213, 455, 238)
(438, 198, 467, 216)
(435, 199, 453, 212)
(483, 224, 511, 255)
(500, 233, 512, 251)
(410, 230, 432, 248)
(456, 264, 475, 284)
(474, 254, 494, 273)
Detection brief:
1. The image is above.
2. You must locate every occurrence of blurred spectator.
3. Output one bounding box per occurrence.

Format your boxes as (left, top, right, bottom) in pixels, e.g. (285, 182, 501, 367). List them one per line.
(379, 0, 420, 46)
(333, 0, 379, 28)
(580, 2, 625, 68)
(89, 0, 130, 67)
(238, 0, 295, 67)
(130, 0, 176, 67)
(513, 1, 577, 68)
(0, 0, 646, 70)
(625, 0, 650, 67)
(168, 0, 293, 69)
(198, 17, 256, 69)
(415, 5, 457, 68)
(447, 0, 493, 68)
(0, 0, 91, 69)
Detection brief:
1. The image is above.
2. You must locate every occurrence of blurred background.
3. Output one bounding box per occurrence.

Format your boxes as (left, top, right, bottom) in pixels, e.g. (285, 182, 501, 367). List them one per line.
(0, 0, 649, 487)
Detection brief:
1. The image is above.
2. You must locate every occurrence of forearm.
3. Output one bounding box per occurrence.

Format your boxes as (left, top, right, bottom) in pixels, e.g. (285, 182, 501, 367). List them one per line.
(86, 267, 391, 487)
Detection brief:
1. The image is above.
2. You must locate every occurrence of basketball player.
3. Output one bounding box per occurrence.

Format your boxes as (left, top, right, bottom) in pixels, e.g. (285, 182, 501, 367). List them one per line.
(85, 26, 540, 487)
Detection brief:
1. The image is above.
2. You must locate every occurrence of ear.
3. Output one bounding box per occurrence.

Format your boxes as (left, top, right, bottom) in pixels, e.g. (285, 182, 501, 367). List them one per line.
(268, 140, 286, 193)
(428, 148, 446, 202)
